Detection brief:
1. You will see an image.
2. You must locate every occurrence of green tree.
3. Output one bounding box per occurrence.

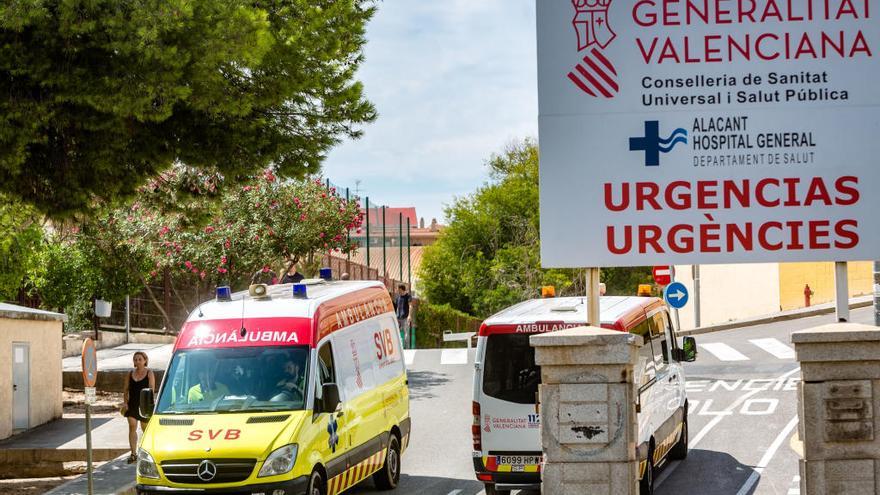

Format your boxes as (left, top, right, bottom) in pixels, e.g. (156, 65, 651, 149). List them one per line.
(0, 196, 43, 301)
(0, 0, 377, 217)
(419, 139, 651, 318)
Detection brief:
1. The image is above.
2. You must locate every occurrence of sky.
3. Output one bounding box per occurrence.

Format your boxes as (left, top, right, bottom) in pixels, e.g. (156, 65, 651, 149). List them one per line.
(321, 0, 538, 225)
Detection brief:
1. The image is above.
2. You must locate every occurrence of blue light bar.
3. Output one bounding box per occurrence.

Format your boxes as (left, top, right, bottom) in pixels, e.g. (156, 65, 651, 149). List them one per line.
(293, 283, 308, 299)
(319, 267, 332, 281)
(216, 286, 232, 301)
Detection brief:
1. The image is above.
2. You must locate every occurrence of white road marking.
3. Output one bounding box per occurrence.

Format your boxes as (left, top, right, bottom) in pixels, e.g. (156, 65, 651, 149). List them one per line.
(699, 343, 750, 361)
(749, 338, 796, 360)
(735, 416, 800, 495)
(440, 348, 469, 365)
(788, 474, 801, 494)
(655, 367, 802, 489)
(447, 490, 463, 495)
(404, 349, 417, 365)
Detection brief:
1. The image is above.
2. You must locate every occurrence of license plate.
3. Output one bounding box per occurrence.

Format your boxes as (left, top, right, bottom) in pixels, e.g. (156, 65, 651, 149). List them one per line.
(496, 455, 541, 466)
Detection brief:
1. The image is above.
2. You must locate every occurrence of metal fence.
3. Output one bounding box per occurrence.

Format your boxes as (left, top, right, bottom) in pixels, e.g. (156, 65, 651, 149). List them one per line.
(324, 179, 415, 293)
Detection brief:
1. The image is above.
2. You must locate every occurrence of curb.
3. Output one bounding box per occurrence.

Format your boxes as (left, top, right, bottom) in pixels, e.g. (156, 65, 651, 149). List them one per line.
(678, 297, 874, 336)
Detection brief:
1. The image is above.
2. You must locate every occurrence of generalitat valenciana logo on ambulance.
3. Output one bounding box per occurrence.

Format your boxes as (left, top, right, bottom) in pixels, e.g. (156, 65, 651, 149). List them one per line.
(567, 0, 619, 99)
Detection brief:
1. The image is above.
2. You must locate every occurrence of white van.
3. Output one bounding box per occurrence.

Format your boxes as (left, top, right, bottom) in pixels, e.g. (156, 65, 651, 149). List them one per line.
(471, 296, 697, 495)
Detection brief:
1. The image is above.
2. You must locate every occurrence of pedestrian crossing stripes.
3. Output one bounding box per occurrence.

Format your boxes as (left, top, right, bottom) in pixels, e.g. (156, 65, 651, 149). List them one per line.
(403, 337, 797, 369)
(440, 348, 469, 365)
(403, 349, 416, 365)
(699, 343, 750, 361)
(749, 338, 796, 359)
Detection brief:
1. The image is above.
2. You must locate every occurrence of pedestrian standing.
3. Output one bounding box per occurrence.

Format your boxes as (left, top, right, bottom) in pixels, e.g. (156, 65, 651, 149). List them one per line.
(395, 284, 412, 348)
(121, 351, 156, 463)
(281, 263, 305, 284)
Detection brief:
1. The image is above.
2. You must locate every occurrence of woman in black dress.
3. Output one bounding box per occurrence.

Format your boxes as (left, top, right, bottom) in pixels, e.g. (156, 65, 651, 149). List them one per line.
(122, 351, 156, 463)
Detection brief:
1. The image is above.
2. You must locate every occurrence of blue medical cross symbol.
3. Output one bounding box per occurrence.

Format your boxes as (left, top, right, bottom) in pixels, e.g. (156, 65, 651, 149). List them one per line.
(327, 417, 339, 453)
(629, 121, 662, 167)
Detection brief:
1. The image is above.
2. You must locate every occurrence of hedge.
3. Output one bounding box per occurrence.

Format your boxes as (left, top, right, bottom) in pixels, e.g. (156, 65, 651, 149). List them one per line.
(413, 302, 482, 349)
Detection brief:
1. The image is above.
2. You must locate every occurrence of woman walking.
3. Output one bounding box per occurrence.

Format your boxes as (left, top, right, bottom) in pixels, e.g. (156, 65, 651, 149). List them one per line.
(121, 351, 156, 463)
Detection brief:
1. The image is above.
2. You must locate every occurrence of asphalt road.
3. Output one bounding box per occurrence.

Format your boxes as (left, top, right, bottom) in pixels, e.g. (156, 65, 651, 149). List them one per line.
(346, 306, 875, 495)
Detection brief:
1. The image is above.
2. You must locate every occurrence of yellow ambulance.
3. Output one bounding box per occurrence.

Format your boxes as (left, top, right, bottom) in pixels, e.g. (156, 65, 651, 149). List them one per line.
(135, 275, 410, 495)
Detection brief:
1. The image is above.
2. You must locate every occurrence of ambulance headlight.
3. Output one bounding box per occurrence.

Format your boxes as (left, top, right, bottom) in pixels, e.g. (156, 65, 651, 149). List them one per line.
(258, 444, 297, 477)
(137, 448, 160, 479)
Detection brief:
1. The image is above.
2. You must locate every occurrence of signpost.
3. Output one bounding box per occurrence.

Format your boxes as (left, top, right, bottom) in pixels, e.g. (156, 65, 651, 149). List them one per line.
(652, 266, 671, 286)
(664, 282, 690, 310)
(536, 1, 879, 321)
(81, 339, 97, 495)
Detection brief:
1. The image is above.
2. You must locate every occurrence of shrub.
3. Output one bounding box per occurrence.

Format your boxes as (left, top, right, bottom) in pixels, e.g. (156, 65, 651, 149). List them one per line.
(413, 302, 482, 349)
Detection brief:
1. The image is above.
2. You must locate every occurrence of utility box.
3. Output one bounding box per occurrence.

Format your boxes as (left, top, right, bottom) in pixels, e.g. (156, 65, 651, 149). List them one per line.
(792, 324, 880, 495)
(0, 303, 66, 441)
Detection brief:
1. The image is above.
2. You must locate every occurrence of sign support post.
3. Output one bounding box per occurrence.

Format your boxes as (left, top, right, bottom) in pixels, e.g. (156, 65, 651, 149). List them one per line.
(85, 404, 93, 495)
(693, 265, 701, 328)
(834, 261, 849, 322)
(81, 338, 98, 495)
(669, 267, 682, 331)
(586, 268, 600, 326)
(874, 262, 880, 327)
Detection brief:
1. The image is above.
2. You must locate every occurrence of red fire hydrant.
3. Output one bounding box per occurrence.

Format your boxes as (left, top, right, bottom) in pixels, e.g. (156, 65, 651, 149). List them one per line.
(804, 284, 814, 307)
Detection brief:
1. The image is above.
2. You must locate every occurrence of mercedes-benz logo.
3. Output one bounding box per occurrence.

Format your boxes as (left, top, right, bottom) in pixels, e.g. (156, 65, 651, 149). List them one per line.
(197, 460, 217, 481)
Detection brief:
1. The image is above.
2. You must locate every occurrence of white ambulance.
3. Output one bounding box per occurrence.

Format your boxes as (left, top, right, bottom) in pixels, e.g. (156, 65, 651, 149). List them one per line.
(471, 296, 697, 495)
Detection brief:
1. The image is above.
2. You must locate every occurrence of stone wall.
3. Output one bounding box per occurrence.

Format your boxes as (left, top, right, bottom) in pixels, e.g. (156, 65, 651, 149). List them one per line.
(793, 323, 880, 494)
(531, 327, 640, 495)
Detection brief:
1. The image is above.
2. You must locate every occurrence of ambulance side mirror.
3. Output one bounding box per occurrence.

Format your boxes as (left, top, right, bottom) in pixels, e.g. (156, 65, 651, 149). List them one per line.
(139, 389, 155, 419)
(320, 383, 341, 414)
(680, 337, 697, 362)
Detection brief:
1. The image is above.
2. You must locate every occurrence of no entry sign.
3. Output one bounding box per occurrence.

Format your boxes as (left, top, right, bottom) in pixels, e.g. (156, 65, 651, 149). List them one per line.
(652, 266, 671, 286)
(537, 0, 880, 267)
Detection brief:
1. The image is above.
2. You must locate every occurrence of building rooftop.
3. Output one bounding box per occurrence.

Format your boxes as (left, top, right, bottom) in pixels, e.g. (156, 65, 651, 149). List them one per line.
(0, 303, 67, 322)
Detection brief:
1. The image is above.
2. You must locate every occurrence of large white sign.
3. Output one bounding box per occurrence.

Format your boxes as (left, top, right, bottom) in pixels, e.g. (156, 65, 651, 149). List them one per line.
(537, 0, 880, 267)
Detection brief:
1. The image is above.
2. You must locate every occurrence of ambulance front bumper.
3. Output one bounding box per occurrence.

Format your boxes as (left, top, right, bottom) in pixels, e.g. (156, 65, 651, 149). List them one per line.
(136, 476, 309, 495)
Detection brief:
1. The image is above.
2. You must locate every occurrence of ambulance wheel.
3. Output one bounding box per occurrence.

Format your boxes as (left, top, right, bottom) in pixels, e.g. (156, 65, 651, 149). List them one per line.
(639, 454, 654, 495)
(484, 484, 510, 495)
(373, 435, 401, 490)
(669, 414, 689, 460)
(308, 470, 326, 495)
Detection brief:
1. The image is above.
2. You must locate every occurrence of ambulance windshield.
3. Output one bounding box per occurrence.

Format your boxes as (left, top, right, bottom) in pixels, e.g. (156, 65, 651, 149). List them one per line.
(482, 334, 540, 405)
(156, 346, 310, 414)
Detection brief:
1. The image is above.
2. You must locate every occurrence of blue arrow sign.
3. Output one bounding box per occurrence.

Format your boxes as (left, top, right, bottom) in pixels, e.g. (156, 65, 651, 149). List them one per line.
(664, 282, 689, 309)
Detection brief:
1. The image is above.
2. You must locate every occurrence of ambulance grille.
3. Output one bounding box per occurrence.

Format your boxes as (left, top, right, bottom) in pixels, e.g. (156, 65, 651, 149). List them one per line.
(158, 418, 194, 426)
(246, 414, 290, 424)
(160, 458, 256, 484)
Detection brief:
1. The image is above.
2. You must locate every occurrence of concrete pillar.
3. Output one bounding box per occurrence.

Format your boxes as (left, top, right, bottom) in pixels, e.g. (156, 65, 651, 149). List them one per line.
(530, 327, 641, 495)
(792, 323, 880, 494)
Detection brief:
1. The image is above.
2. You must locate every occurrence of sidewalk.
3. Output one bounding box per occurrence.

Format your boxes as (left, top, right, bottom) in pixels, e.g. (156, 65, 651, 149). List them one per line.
(62, 343, 174, 373)
(0, 413, 130, 478)
(679, 295, 873, 336)
(62, 343, 174, 392)
(44, 456, 135, 495)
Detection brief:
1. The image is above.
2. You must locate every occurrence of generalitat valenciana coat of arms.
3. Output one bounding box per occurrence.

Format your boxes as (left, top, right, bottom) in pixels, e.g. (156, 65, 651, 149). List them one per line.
(567, 0, 620, 98)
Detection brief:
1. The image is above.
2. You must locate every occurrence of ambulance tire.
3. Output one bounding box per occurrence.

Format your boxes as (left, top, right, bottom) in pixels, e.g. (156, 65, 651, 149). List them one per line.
(484, 484, 510, 495)
(308, 470, 326, 495)
(639, 454, 654, 495)
(373, 435, 401, 490)
(669, 414, 689, 460)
